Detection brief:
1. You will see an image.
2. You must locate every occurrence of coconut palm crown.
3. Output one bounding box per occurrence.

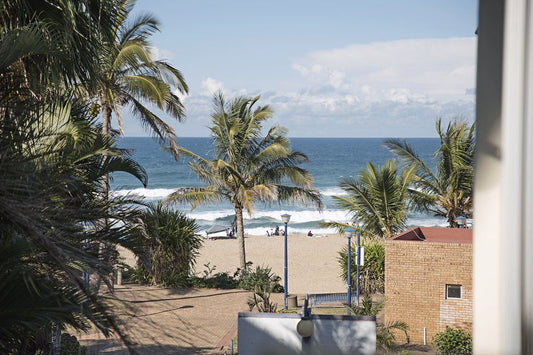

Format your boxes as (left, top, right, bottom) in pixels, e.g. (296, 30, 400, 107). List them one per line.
(93, 0, 188, 153)
(165, 93, 322, 271)
(324, 160, 414, 238)
(384, 118, 475, 227)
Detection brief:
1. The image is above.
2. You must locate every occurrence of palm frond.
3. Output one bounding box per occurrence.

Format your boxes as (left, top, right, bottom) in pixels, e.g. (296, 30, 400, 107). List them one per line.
(165, 187, 225, 210)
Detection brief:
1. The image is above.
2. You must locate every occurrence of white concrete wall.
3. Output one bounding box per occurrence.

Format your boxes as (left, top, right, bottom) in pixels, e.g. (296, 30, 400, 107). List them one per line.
(238, 313, 376, 355)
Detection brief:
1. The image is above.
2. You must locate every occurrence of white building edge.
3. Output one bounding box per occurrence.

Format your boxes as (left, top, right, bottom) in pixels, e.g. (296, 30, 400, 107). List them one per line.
(475, 1, 533, 353)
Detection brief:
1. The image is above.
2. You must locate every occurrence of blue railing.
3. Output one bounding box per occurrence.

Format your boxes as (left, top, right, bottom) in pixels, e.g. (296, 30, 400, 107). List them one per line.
(308, 292, 357, 307)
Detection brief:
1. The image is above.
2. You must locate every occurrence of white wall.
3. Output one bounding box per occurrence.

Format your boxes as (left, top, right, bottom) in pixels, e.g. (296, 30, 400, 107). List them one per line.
(238, 313, 376, 355)
(475, 0, 533, 352)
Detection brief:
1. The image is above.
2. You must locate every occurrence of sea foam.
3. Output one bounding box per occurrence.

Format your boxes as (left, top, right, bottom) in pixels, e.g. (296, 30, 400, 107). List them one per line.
(319, 187, 348, 196)
(111, 187, 177, 200)
(113, 186, 349, 200)
(188, 209, 351, 224)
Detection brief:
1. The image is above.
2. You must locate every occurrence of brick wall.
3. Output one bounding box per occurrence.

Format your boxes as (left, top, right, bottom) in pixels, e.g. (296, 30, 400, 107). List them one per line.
(384, 240, 472, 344)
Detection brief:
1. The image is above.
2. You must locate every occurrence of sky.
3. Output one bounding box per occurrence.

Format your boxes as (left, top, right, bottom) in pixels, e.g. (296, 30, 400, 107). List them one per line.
(123, 0, 478, 137)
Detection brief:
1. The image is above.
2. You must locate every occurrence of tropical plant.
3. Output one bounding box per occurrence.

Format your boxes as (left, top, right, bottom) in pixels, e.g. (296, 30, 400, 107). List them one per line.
(165, 93, 322, 271)
(0, 93, 147, 351)
(384, 119, 475, 227)
(127, 204, 202, 288)
(0, 5, 148, 346)
(61, 333, 87, 355)
(244, 266, 282, 313)
(338, 237, 385, 294)
(91, 0, 188, 158)
(0, 0, 169, 351)
(0, 0, 121, 88)
(376, 321, 410, 352)
(433, 327, 472, 354)
(349, 294, 409, 352)
(190, 267, 240, 289)
(324, 160, 414, 238)
(239, 265, 284, 293)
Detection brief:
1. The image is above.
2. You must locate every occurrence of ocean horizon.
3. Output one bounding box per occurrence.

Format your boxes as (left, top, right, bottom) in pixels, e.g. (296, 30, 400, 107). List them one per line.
(113, 137, 446, 235)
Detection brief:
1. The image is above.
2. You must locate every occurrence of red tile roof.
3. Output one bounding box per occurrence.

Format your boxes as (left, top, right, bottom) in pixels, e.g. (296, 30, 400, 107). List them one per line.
(391, 226, 472, 244)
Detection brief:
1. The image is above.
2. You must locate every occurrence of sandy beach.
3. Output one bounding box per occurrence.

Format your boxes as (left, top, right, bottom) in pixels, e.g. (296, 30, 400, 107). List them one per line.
(195, 234, 347, 294)
(119, 233, 348, 294)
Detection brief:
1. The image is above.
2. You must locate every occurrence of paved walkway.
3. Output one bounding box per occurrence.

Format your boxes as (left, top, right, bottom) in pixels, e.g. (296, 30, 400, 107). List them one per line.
(78, 284, 264, 354)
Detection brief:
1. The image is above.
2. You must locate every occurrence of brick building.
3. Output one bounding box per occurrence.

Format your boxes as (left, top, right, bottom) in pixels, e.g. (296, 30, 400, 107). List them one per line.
(384, 227, 472, 344)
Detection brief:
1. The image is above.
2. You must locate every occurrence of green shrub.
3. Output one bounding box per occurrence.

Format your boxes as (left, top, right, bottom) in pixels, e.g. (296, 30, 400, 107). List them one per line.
(338, 237, 385, 294)
(61, 333, 86, 355)
(349, 294, 383, 316)
(125, 204, 202, 288)
(433, 327, 472, 354)
(242, 265, 282, 312)
(190, 262, 284, 293)
(239, 265, 283, 293)
(189, 262, 239, 289)
(349, 295, 409, 351)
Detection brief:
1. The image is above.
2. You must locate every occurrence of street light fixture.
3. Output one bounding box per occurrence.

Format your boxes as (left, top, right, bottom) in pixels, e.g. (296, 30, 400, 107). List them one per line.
(281, 213, 291, 309)
(344, 228, 355, 314)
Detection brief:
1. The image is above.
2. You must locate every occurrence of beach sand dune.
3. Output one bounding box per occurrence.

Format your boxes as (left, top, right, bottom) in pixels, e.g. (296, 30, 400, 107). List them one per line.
(196, 234, 347, 294)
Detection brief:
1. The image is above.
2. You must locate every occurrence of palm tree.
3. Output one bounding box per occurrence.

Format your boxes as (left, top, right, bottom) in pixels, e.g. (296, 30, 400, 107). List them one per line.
(384, 119, 475, 227)
(349, 294, 409, 351)
(324, 160, 414, 238)
(0, 92, 147, 351)
(0, 1, 149, 350)
(124, 203, 203, 287)
(93, 0, 188, 148)
(0, 0, 121, 88)
(90, 0, 188, 197)
(165, 93, 322, 271)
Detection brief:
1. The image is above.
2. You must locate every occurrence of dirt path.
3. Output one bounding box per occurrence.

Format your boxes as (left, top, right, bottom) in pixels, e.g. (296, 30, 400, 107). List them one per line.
(78, 284, 257, 354)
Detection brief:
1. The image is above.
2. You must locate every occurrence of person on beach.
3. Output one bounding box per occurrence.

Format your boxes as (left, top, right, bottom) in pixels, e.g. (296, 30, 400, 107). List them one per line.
(274, 226, 279, 236)
(307, 230, 313, 237)
(266, 230, 270, 237)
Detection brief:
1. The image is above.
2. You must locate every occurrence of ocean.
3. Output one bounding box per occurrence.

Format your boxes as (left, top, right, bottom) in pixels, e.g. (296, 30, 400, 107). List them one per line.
(112, 137, 445, 235)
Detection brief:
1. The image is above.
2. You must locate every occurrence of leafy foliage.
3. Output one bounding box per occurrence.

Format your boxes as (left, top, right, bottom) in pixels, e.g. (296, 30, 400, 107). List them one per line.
(0, 92, 146, 351)
(165, 93, 322, 271)
(190, 271, 240, 289)
(189, 263, 284, 295)
(243, 266, 283, 312)
(0, 0, 122, 87)
(126, 204, 202, 288)
(61, 333, 87, 355)
(90, 0, 188, 154)
(240, 265, 284, 293)
(324, 160, 414, 238)
(338, 238, 385, 294)
(384, 119, 475, 227)
(349, 294, 384, 316)
(433, 327, 472, 354)
(376, 321, 410, 352)
(0, 0, 163, 351)
(349, 295, 409, 352)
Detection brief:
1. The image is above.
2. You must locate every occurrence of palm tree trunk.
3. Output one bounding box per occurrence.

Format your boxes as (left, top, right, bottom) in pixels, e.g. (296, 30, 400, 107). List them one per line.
(101, 102, 112, 198)
(235, 205, 247, 272)
(93, 101, 113, 293)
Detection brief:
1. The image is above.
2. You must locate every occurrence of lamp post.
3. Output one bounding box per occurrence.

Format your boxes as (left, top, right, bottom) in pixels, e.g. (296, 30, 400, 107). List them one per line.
(456, 216, 467, 228)
(344, 228, 355, 314)
(281, 213, 291, 309)
(356, 229, 361, 306)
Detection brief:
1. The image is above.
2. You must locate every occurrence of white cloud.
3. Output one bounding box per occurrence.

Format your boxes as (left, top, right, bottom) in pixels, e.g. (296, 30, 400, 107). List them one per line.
(201, 77, 225, 95)
(292, 37, 477, 102)
(150, 47, 173, 61)
(125, 37, 477, 137)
